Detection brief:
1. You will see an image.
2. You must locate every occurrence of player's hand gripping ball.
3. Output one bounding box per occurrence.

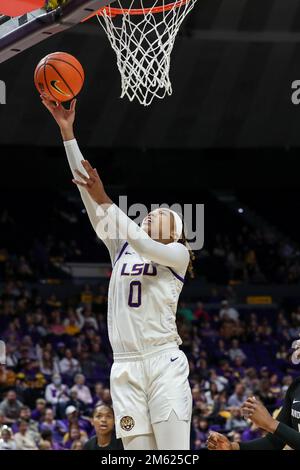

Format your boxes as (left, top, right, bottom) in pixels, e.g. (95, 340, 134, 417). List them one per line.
(34, 52, 85, 102)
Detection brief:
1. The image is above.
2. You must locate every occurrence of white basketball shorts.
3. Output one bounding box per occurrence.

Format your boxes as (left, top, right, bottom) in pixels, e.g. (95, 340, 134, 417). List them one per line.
(110, 344, 192, 439)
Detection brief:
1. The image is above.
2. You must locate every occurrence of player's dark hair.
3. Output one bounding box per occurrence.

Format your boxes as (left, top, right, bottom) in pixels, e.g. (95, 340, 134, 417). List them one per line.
(179, 230, 195, 279)
(92, 404, 114, 417)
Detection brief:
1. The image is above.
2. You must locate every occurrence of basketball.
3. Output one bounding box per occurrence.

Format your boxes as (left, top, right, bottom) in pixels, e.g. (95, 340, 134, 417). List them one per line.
(34, 52, 85, 102)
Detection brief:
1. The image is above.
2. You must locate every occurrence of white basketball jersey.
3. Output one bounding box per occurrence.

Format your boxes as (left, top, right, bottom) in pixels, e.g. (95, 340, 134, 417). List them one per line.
(107, 241, 186, 354)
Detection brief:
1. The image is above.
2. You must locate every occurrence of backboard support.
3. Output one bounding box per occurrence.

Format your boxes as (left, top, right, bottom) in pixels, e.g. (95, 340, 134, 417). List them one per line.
(0, 0, 115, 64)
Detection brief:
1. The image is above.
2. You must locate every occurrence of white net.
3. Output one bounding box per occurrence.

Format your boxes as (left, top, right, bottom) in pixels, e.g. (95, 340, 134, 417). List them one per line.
(97, 0, 197, 106)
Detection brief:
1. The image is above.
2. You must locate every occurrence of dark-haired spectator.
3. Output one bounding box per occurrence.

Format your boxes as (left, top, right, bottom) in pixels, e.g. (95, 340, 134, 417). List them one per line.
(12, 406, 39, 439)
(93, 382, 104, 407)
(225, 408, 248, 432)
(228, 383, 247, 408)
(228, 339, 246, 363)
(90, 343, 109, 369)
(63, 423, 88, 449)
(14, 419, 38, 450)
(194, 302, 210, 322)
(39, 429, 62, 450)
(0, 390, 23, 424)
(78, 305, 99, 331)
(83, 405, 123, 450)
(63, 309, 84, 336)
(59, 350, 81, 378)
(39, 350, 60, 378)
(31, 398, 47, 421)
(65, 389, 87, 415)
(219, 300, 239, 322)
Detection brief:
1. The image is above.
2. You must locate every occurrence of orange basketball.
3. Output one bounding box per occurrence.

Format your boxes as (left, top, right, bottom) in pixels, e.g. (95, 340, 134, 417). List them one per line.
(34, 52, 85, 102)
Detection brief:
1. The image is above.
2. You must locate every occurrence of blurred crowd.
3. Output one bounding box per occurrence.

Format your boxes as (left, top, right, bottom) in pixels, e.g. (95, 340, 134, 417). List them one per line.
(0, 280, 299, 450)
(199, 226, 300, 285)
(1, 205, 300, 285)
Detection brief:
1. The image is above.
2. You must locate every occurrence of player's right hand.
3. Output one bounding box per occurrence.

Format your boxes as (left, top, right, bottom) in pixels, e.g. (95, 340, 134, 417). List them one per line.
(207, 431, 232, 450)
(40, 94, 77, 133)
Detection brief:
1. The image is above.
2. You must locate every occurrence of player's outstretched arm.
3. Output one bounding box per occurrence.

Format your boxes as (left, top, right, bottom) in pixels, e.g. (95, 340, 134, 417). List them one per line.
(40, 95, 121, 263)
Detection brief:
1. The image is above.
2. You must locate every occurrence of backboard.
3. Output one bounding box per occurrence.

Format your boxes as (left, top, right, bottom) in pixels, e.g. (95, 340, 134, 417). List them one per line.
(0, 0, 115, 64)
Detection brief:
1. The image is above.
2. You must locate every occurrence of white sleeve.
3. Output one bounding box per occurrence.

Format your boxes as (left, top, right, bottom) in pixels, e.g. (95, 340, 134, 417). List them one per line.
(63, 139, 122, 264)
(45, 385, 57, 405)
(96, 204, 189, 272)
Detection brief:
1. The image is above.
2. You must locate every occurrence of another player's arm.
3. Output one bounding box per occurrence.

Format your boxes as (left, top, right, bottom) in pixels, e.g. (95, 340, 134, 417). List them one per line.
(241, 394, 300, 450)
(207, 385, 296, 451)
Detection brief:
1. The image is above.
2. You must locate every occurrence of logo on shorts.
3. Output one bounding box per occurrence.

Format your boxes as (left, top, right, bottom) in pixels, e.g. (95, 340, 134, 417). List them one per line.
(120, 416, 135, 431)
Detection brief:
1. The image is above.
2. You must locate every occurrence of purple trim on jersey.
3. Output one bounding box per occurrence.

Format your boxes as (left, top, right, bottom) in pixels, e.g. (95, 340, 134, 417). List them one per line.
(114, 242, 129, 267)
(168, 267, 185, 284)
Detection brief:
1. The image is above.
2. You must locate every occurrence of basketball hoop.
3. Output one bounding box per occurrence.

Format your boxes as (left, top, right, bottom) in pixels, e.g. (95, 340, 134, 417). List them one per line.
(84, 0, 198, 106)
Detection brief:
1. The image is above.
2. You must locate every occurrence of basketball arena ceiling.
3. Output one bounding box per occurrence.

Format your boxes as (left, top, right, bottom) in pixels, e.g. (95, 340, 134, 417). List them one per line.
(1, 0, 300, 148)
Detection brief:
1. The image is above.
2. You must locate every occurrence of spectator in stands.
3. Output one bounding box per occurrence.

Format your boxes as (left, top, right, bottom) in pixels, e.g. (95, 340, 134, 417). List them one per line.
(49, 310, 65, 336)
(71, 440, 84, 450)
(58, 405, 91, 436)
(5, 344, 18, 368)
(12, 406, 39, 439)
(59, 349, 81, 378)
(38, 440, 52, 450)
(79, 305, 99, 331)
(101, 389, 112, 406)
(0, 426, 17, 450)
(39, 429, 62, 450)
(63, 423, 88, 449)
(70, 374, 93, 407)
(31, 398, 47, 421)
(63, 308, 84, 336)
(228, 383, 247, 408)
(39, 350, 60, 378)
(194, 302, 209, 322)
(0, 390, 23, 424)
(83, 405, 123, 450)
(93, 382, 104, 406)
(90, 342, 109, 370)
(225, 408, 248, 432)
(241, 422, 263, 442)
(39, 408, 59, 436)
(204, 382, 219, 406)
(45, 373, 69, 415)
(228, 339, 247, 362)
(208, 369, 228, 392)
(14, 419, 38, 450)
(219, 300, 239, 322)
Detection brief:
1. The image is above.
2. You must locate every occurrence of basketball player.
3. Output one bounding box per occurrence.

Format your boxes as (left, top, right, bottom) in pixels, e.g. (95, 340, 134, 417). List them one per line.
(40, 96, 193, 450)
(207, 339, 300, 450)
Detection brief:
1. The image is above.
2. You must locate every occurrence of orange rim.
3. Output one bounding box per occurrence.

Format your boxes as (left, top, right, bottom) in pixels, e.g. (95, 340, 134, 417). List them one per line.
(82, 0, 190, 20)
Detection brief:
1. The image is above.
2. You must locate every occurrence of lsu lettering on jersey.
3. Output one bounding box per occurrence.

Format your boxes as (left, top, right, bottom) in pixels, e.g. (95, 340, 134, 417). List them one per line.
(107, 240, 186, 353)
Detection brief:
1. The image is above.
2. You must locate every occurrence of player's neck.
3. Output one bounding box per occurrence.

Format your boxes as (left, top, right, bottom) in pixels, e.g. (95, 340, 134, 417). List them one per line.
(97, 432, 112, 447)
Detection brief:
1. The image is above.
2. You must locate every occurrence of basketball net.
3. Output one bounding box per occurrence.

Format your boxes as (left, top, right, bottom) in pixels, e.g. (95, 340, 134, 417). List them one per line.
(95, 0, 198, 106)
